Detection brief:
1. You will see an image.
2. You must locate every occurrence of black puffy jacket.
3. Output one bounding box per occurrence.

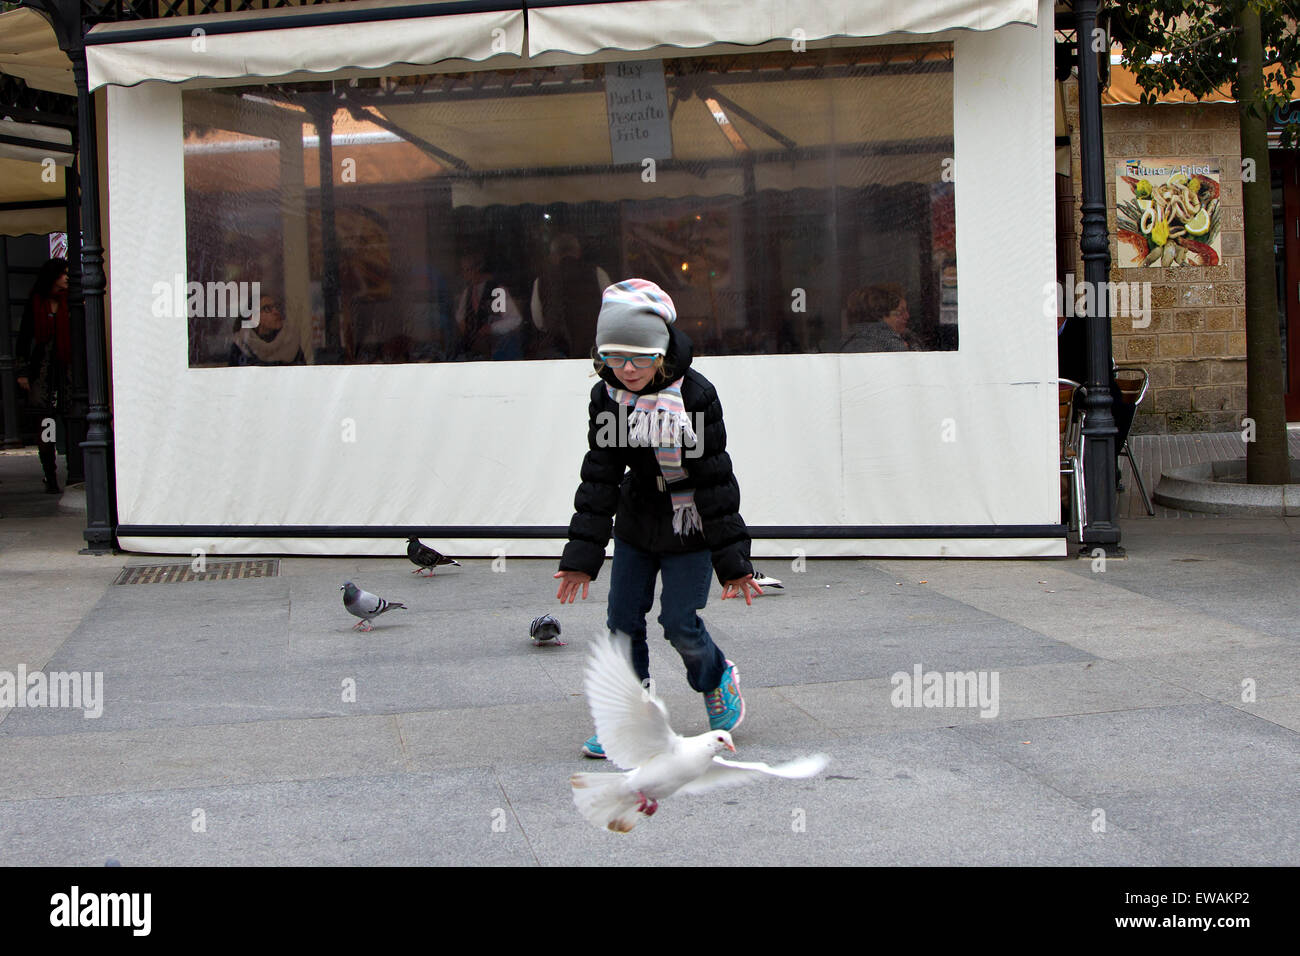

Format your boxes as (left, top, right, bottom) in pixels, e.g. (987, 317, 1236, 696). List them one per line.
(559, 325, 753, 585)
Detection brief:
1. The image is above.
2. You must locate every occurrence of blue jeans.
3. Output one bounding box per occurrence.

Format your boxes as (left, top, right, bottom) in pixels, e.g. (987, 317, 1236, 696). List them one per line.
(606, 536, 727, 693)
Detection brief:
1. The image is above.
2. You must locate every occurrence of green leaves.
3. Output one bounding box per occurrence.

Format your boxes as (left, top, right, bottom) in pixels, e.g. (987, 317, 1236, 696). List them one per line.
(1107, 0, 1300, 146)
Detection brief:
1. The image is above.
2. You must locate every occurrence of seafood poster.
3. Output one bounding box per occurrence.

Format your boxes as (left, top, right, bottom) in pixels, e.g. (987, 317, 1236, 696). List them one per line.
(1115, 159, 1221, 269)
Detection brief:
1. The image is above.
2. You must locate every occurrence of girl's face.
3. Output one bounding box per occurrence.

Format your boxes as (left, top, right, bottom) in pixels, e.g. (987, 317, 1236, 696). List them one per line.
(606, 352, 661, 391)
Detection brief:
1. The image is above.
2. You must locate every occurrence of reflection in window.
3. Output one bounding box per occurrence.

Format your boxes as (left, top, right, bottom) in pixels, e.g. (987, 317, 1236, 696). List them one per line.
(181, 44, 957, 367)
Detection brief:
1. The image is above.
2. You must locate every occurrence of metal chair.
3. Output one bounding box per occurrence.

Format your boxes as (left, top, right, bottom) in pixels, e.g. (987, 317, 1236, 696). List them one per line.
(1058, 378, 1086, 532)
(1113, 365, 1154, 515)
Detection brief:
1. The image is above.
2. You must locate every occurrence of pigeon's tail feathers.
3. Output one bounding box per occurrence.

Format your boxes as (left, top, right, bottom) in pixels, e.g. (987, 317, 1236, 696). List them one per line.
(570, 772, 641, 833)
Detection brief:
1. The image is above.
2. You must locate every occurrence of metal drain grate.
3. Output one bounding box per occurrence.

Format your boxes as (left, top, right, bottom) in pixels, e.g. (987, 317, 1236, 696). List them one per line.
(113, 559, 280, 585)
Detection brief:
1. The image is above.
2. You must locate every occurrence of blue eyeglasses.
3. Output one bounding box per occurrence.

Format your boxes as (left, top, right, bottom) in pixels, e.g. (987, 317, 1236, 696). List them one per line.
(600, 353, 659, 369)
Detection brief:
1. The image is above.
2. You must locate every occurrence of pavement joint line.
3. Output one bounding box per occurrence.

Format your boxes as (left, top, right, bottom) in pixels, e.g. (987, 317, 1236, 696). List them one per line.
(769, 684, 835, 732)
(494, 768, 541, 867)
(392, 713, 415, 772)
(1223, 698, 1300, 735)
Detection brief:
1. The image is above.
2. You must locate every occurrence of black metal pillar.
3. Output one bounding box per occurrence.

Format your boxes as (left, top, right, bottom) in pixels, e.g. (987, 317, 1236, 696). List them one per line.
(67, 43, 116, 552)
(64, 141, 88, 484)
(1074, 0, 1121, 553)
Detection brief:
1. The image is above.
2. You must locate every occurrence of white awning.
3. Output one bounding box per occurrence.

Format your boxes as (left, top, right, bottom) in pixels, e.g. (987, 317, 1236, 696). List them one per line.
(85, 0, 526, 91)
(0, 118, 73, 165)
(0, 8, 74, 96)
(527, 0, 1039, 58)
(0, 120, 70, 237)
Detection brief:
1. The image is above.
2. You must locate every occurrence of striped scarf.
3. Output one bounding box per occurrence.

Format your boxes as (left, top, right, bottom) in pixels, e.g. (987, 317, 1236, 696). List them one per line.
(606, 376, 702, 536)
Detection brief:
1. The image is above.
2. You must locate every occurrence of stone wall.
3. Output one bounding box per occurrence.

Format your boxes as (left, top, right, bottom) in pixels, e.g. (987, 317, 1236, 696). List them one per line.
(1063, 79, 1247, 433)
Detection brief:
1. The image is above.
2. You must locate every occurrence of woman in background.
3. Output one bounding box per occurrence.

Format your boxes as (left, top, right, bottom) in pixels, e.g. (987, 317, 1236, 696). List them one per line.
(15, 258, 71, 494)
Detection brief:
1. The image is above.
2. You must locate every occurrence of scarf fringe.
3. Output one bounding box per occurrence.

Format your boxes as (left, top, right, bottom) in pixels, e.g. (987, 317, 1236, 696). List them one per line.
(626, 406, 696, 448)
(672, 501, 703, 536)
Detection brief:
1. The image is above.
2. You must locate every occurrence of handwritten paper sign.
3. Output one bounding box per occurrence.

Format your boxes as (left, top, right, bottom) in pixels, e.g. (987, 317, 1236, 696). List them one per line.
(605, 60, 673, 165)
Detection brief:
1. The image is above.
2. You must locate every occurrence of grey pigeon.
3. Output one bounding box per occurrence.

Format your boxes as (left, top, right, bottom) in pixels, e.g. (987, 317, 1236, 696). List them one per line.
(529, 613, 566, 646)
(407, 537, 460, 576)
(752, 570, 784, 589)
(341, 581, 407, 631)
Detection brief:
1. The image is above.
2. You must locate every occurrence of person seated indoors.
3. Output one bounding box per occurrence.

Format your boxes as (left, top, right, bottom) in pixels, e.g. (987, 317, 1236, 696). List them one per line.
(840, 284, 913, 352)
(229, 295, 305, 366)
(453, 249, 525, 361)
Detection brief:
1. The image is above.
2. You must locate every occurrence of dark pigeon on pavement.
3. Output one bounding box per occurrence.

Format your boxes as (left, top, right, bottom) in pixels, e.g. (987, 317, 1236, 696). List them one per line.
(529, 614, 566, 646)
(407, 537, 461, 576)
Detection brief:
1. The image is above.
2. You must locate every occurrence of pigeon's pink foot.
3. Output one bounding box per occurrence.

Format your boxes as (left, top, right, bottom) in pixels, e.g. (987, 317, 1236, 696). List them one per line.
(356, 621, 373, 632)
(634, 792, 658, 815)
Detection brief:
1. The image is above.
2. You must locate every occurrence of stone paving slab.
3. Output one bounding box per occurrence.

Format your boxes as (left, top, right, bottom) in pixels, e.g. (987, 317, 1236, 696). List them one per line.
(1090, 778, 1300, 867)
(0, 714, 408, 801)
(953, 702, 1300, 798)
(875, 562, 1282, 660)
(1116, 643, 1300, 703)
(772, 658, 1201, 735)
(0, 769, 533, 867)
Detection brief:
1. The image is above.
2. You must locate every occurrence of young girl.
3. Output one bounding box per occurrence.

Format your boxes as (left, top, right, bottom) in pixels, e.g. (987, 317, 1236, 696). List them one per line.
(554, 279, 762, 758)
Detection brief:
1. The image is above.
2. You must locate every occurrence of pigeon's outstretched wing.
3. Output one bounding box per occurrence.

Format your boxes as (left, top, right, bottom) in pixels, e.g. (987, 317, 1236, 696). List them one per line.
(583, 630, 676, 771)
(676, 753, 830, 796)
(752, 570, 784, 589)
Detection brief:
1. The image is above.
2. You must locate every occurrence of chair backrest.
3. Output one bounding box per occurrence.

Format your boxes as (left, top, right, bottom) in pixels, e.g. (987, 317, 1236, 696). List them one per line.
(1114, 365, 1149, 407)
(1057, 378, 1084, 457)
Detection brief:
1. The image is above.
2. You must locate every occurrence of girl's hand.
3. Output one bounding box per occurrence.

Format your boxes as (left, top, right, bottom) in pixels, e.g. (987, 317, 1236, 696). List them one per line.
(16, 377, 28, 391)
(554, 570, 591, 604)
(721, 574, 763, 605)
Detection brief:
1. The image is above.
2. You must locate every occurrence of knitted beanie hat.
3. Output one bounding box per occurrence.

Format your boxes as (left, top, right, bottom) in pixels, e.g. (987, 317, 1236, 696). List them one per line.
(595, 279, 677, 355)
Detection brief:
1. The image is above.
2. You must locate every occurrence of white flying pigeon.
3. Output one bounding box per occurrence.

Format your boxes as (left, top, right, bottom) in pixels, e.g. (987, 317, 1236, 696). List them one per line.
(752, 570, 784, 589)
(340, 581, 407, 632)
(570, 631, 829, 833)
(407, 538, 461, 576)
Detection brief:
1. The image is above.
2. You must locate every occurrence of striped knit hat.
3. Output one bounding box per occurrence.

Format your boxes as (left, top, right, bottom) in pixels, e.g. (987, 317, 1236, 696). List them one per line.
(595, 279, 677, 355)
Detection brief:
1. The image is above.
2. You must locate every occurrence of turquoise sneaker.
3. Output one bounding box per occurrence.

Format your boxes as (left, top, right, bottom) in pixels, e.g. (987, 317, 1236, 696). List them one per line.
(581, 733, 606, 759)
(705, 660, 744, 731)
